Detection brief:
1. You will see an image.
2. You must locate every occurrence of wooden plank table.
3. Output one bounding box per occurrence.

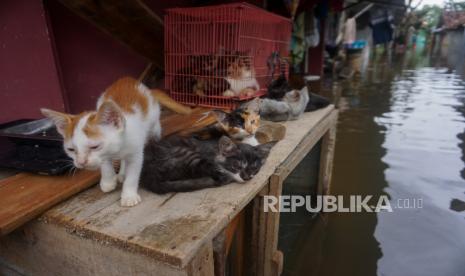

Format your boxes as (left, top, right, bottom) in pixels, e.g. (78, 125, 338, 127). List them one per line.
(0, 106, 338, 276)
(0, 108, 214, 236)
(0, 171, 100, 236)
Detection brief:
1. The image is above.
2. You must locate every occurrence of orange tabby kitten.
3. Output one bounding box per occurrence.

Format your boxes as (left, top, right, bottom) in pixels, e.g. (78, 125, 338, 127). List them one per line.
(41, 77, 190, 206)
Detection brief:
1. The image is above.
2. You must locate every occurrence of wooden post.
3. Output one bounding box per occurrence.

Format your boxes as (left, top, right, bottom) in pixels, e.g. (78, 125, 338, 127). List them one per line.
(318, 115, 338, 196)
(250, 178, 284, 276)
(234, 215, 245, 276)
(212, 229, 226, 276)
(248, 110, 338, 276)
(248, 184, 270, 276)
(263, 174, 284, 276)
(212, 212, 245, 276)
(186, 242, 215, 276)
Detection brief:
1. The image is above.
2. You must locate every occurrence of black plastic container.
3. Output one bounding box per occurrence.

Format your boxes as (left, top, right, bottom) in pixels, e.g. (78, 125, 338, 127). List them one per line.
(0, 119, 72, 175)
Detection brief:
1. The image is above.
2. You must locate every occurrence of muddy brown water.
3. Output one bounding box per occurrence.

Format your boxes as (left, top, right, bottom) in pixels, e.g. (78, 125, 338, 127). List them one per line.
(281, 53, 465, 276)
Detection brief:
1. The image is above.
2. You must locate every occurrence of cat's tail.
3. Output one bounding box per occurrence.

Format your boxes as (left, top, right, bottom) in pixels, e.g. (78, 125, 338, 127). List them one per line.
(151, 89, 192, 115)
(146, 177, 219, 194)
(305, 92, 331, 112)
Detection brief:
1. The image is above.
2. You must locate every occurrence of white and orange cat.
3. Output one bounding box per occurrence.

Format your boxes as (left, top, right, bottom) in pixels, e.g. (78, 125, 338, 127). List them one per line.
(223, 57, 260, 98)
(41, 77, 191, 207)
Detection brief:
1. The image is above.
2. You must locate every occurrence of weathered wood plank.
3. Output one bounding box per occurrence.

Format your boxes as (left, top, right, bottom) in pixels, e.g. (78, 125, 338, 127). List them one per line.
(45, 186, 121, 223)
(212, 229, 226, 276)
(231, 212, 245, 276)
(186, 242, 215, 276)
(272, 250, 284, 276)
(212, 211, 244, 276)
(0, 170, 99, 236)
(0, 221, 187, 276)
(245, 189, 267, 275)
(318, 118, 338, 195)
(263, 174, 283, 276)
(0, 108, 214, 237)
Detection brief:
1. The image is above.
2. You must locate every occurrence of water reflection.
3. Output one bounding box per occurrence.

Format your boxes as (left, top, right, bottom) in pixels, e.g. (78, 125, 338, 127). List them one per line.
(300, 52, 465, 276)
(375, 64, 465, 276)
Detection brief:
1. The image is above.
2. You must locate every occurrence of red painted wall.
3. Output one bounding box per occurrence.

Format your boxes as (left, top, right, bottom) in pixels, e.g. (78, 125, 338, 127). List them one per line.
(0, 0, 268, 122)
(46, 0, 148, 113)
(0, 0, 65, 123)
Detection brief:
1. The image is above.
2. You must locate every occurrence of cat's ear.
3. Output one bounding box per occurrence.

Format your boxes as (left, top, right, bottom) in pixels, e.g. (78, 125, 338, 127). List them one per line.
(292, 90, 301, 100)
(285, 90, 300, 102)
(97, 101, 124, 129)
(212, 110, 228, 125)
(256, 141, 277, 159)
(218, 136, 238, 157)
(244, 98, 261, 114)
(40, 108, 72, 137)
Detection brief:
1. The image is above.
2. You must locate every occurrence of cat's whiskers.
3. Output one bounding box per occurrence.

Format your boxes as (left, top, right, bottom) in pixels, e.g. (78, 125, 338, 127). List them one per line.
(59, 161, 75, 177)
(71, 167, 78, 178)
(193, 112, 212, 125)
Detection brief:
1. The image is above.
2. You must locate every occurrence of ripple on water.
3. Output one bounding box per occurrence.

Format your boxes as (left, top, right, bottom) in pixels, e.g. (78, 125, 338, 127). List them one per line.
(375, 67, 465, 276)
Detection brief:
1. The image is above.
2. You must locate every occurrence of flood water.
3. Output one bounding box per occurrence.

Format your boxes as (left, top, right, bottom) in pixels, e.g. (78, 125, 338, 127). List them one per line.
(286, 52, 465, 276)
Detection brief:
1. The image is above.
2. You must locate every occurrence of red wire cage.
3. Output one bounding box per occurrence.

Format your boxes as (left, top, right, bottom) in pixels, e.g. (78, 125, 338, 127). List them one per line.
(164, 3, 292, 109)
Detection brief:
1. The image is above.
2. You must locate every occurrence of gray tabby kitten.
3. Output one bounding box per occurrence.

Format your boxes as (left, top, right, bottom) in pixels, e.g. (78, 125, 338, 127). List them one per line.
(259, 87, 310, 122)
(140, 135, 275, 194)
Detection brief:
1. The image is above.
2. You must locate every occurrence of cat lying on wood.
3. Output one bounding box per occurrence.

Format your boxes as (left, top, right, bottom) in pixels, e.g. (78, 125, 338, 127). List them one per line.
(140, 136, 275, 194)
(41, 77, 191, 207)
(257, 74, 331, 122)
(259, 87, 310, 122)
(192, 98, 261, 146)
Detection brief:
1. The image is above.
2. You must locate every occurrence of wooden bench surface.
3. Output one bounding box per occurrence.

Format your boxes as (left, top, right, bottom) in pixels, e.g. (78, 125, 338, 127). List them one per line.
(0, 108, 216, 237)
(42, 106, 336, 268)
(0, 170, 100, 236)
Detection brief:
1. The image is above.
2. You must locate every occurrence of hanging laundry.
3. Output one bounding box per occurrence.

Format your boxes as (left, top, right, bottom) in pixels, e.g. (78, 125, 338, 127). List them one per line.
(325, 12, 344, 50)
(371, 21, 393, 45)
(284, 0, 300, 19)
(369, 10, 394, 45)
(343, 18, 356, 45)
(305, 14, 320, 48)
(291, 12, 306, 71)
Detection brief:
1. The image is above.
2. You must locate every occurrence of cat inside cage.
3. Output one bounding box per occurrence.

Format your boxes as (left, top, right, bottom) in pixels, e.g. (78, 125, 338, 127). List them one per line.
(171, 49, 260, 99)
(164, 3, 292, 109)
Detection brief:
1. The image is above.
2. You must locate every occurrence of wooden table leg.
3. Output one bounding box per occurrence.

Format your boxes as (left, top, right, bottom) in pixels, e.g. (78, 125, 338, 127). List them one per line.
(213, 230, 226, 276)
(318, 115, 338, 196)
(247, 110, 338, 276)
(186, 242, 215, 276)
(249, 175, 283, 276)
(263, 174, 284, 276)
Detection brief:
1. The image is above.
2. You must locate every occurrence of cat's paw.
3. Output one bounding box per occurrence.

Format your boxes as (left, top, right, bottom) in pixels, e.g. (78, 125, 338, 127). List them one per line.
(100, 176, 118, 193)
(223, 90, 236, 97)
(194, 89, 205, 96)
(117, 173, 125, 184)
(121, 193, 141, 207)
(240, 88, 256, 97)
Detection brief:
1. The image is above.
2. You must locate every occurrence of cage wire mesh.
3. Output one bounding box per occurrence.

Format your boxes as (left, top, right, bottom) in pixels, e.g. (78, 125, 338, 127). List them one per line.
(165, 3, 292, 109)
